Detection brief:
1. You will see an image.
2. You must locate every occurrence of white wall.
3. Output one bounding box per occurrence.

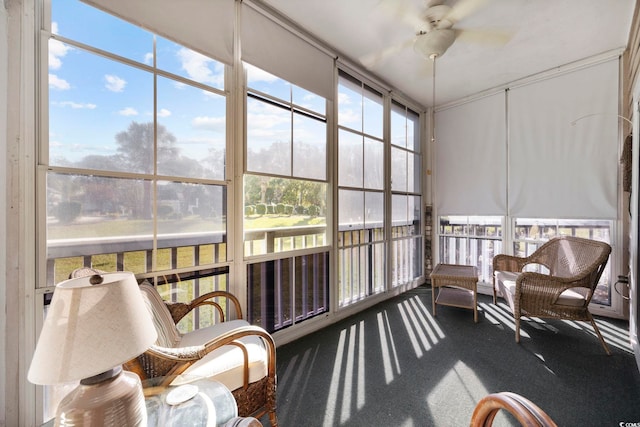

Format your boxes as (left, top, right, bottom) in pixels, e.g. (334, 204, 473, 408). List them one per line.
(0, 0, 8, 424)
(631, 94, 640, 372)
(2, 0, 35, 424)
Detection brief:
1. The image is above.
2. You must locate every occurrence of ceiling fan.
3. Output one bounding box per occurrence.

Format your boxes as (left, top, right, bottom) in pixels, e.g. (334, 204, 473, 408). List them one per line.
(361, 0, 510, 119)
(361, 0, 509, 67)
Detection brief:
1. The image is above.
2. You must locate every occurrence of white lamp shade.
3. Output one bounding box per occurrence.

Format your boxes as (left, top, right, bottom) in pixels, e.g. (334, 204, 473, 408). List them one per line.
(28, 272, 158, 384)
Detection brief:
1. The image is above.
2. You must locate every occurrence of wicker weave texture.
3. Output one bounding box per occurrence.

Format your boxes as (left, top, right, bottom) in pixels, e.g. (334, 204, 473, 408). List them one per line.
(492, 236, 612, 354)
(70, 267, 278, 425)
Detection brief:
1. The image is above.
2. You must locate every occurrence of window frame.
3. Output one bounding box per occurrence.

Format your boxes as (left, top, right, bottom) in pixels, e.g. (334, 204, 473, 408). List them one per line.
(39, 0, 233, 293)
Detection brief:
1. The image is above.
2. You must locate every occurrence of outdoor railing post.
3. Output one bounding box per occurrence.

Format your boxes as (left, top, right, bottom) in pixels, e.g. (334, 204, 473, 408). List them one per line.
(266, 231, 275, 253)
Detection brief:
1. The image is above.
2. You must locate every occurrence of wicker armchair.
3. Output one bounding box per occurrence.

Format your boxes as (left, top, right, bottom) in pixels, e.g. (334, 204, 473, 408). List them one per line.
(70, 268, 278, 426)
(470, 392, 557, 427)
(492, 236, 612, 354)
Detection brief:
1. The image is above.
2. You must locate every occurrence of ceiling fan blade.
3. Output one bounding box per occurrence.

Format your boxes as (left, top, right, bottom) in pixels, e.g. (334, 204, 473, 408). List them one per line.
(454, 27, 512, 45)
(360, 36, 416, 68)
(443, 0, 491, 25)
(375, 0, 430, 32)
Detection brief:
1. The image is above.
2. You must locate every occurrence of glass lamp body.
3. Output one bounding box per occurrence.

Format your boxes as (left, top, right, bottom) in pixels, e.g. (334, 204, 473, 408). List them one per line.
(146, 379, 238, 426)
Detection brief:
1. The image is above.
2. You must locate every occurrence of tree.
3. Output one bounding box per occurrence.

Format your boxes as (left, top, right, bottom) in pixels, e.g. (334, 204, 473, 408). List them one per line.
(115, 121, 179, 218)
(75, 154, 123, 171)
(115, 121, 179, 173)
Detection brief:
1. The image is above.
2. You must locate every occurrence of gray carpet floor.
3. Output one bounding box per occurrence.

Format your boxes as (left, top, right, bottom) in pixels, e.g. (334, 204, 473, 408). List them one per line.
(262, 285, 640, 427)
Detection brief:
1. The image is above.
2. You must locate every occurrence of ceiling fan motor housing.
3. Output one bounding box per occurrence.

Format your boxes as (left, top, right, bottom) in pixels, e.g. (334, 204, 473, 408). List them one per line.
(414, 28, 456, 59)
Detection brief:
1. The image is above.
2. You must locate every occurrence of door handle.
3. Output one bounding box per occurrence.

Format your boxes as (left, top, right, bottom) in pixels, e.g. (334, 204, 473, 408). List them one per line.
(614, 275, 631, 301)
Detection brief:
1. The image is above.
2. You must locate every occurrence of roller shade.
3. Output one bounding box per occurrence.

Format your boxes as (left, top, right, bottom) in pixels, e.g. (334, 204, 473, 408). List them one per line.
(508, 59, 619, 219)
(241, 3, 335, 101)
(82, 0, 234, 65)
(435, 92, 507, 215)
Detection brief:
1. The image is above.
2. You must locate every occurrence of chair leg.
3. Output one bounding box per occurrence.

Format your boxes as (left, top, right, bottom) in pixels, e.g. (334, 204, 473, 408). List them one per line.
(267, 376, 278, 427)
(515, 317, 521, 343)
(269, 411, 278, 427)
(588, 314, 611, 356)
(492, 278, 497, 304)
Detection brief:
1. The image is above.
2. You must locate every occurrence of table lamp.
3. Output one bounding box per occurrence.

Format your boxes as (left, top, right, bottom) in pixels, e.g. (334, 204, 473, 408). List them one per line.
(28, 272, 158, 426)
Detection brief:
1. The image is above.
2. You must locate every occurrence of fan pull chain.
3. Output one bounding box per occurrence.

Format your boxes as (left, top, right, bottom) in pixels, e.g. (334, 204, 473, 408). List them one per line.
(431, 55, 437, 143)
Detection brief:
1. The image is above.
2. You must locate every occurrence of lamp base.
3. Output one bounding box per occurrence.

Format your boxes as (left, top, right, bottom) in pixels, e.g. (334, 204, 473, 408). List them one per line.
(55, 367, 147, 427)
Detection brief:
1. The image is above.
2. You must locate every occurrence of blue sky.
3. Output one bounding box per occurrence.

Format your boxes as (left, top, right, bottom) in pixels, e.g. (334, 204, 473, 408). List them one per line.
(47, 0, 414, 182)
(49, 0, 227, 168)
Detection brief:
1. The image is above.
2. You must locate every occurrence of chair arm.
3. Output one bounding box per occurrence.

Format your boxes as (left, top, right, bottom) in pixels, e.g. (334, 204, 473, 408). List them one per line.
(199, 325, 276, 392)
(146, 325, 274, 362)
(165, 290, 244, 324)
(516, 272, 591, 307)
(493, 254, 528, 273)
(471, 392, 557, 427)
(137, 325, 277, 390)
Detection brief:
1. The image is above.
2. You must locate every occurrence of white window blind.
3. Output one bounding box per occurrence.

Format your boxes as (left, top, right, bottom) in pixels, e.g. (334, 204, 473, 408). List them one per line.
(241, 4, 335, 101)
(508, 59, 619, 219)
(81, 0, 234, 65)
(435, 92, 507, 215)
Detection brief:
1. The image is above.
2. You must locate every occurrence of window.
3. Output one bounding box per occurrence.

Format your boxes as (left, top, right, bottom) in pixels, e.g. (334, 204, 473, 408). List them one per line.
(438, 216, 612, 306)
(438, 216, 503, 284)
(513, 218, 612, 305)
(42, 0, 232, 419)
(433, 61, 620, 313)
(45, 0, 229, 305)
(337, 72, 386, 305)
(390, 101, 423, 287)
(244, 64, 329, 331)
(244, 64, 328, 256)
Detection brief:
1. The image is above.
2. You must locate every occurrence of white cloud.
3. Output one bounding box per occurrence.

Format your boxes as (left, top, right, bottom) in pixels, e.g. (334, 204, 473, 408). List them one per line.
(53, 101, 96, 109)
(177, 48, 224, 86)
(192, 116, 225, 131)
(118, 107, 138, 116)
(336, 94, 360, 125)
(245, 63, 278, 84)
(49, 74, 70, 90)
(51, 22, 60, 34)
(49, 39, 71, 70)
(246, 112, 289, 130)
(105, 74, 126, 92)
(245, 100, 291, 142)
(338, 108, 359, 126)
(337, 92, 352, 105)
(158, 108, 172, 117)
(143, 52, 153, 65)
(247, 99, 291, 127)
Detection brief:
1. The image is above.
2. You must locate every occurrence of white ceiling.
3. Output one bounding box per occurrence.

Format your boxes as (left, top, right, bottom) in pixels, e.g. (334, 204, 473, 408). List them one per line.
(260, 0, 636, 108)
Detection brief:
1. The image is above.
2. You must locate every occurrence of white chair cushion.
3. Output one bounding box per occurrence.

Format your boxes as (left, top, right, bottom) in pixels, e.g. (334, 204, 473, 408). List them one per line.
(557, 288, 588, 307)
(139, 282, 182, 348)
(495, 270, 519, 294)
(495, 271, 587, 307)
(173, 319, 268, 392)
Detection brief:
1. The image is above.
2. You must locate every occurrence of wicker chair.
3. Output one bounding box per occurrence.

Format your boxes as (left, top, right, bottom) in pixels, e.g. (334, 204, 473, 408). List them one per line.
(70, 268, 278, 426)
(470, 392, 557, 427)
(492, 236, 612, 355)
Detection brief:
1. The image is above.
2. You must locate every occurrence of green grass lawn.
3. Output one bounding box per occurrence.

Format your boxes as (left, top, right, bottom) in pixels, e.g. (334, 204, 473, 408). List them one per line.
(49, 214, 327, 284)
(244, 215, 326, 229)
(48, 214, 326, 239)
